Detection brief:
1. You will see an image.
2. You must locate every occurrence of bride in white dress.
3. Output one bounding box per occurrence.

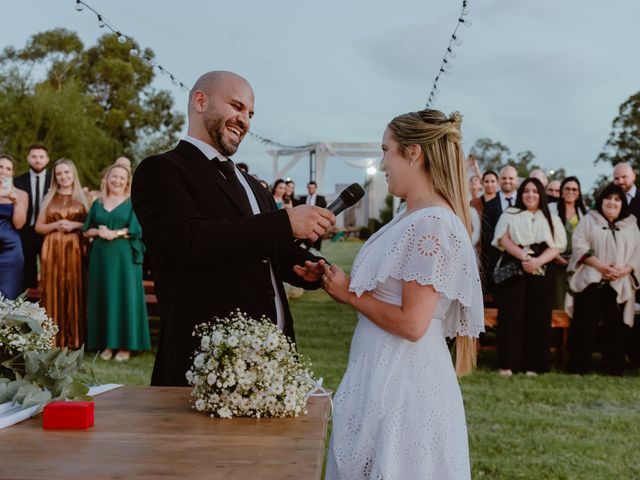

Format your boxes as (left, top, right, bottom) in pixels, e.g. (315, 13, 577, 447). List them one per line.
(322, 109, 484, 479)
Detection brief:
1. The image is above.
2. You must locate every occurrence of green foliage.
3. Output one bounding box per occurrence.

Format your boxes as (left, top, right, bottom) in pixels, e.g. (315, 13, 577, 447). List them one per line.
(470, 138, 542, 178)
(378, 194, 394, 226)
(597, 91, 640, 170)
(0, 28, 185, 187)
(470, 137, 512, 173)
(0, 347, 92, 412)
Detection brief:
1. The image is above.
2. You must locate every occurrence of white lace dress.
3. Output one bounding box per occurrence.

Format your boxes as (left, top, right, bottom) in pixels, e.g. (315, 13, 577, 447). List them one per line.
(325, 207, 484, 480)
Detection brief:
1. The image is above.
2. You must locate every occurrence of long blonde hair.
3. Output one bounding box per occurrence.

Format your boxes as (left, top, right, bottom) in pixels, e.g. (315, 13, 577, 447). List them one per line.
(387, 108, 477, 376)
(41, 158, 89, 213)
(100, 164, 132, 201)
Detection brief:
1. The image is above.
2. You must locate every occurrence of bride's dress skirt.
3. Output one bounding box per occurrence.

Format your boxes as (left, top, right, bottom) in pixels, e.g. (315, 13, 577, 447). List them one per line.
(325, 315, 471, 480)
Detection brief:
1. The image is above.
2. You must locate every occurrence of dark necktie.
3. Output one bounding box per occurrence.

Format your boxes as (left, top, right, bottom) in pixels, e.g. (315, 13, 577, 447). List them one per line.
(506, 197, 513, 207)
(213, 158, 253, 215)
(33, 174, 41, 225)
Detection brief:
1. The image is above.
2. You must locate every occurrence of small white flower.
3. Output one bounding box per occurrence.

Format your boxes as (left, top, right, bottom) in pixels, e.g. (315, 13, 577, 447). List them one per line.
(194, 354, 205, 369)
(201, 336, 210, 349)
(217, 406, 232, 418)
(195, 399, 206, 411)
(207, 372, 217, 386)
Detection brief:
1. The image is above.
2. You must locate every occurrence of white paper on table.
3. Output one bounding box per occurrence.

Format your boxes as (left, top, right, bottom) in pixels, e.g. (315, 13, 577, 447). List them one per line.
(0, 383, 123, 430)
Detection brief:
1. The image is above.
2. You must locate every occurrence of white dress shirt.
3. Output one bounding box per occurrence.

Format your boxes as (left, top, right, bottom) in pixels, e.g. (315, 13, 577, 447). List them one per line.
(305, 193, 317, 206)
(499, 190, 517, 212)
(627, 185, 637, 205)
(29, 170, 47, 226)
(183, 136, 286, 330)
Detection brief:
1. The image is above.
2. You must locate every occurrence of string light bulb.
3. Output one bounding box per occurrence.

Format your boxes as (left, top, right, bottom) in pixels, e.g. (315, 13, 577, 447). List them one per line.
(97, 15, 105, 28)
(129, 48, 139, 57)
(117, 33, 127, 44)
(75, 0, 84, 12)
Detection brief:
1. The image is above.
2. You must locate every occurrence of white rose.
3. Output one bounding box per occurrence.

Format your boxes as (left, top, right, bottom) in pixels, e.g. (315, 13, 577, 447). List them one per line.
(227, 335, 239, 348)
(207, 372, 217, 386)
(201, 336, 210, 349)
(195, 399, 206, 411)
(185, 370, 194, 383)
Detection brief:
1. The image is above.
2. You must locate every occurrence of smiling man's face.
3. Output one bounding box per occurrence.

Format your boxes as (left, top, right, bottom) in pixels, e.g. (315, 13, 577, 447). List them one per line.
(202, 77, 255, 157)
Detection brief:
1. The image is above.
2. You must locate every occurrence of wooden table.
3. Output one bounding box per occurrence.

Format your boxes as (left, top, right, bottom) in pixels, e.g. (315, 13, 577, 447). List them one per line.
(0, 387, 331, 480)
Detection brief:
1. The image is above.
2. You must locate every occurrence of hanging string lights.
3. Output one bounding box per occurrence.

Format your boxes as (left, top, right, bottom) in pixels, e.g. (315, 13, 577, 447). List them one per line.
(72, 0, 312, 150)
(426, 0, 471, 107)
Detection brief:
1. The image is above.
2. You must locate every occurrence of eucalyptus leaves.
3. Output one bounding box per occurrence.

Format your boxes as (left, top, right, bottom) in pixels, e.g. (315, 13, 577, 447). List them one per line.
(0, 295, 92, 412)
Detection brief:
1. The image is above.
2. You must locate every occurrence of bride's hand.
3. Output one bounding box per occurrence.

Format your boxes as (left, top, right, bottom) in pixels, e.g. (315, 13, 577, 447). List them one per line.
(322, 263, 351, 304)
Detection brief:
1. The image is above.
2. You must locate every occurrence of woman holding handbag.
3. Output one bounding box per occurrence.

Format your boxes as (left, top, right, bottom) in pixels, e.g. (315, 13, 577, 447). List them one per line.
(492, 177, 566, 376)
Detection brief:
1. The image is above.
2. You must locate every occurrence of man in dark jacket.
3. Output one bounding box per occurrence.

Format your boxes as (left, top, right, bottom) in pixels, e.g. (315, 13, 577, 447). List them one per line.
(132, 71, 335, 386)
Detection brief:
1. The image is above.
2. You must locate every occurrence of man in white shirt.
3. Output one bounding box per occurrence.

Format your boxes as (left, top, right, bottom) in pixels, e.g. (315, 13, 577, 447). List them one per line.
(13, 144, 51, 289)
(613, 162, 640, 225)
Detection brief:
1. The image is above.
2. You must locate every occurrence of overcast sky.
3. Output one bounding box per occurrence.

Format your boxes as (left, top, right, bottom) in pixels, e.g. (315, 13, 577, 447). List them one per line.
(2, 0, 638, 194)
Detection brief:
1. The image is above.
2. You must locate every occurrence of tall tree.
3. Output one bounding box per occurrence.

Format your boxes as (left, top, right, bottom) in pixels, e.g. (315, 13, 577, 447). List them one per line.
(469, 138, 511, 173)
(469, 138, 541, 177)
(597, 91, 640, 172)
(0, 28, 184, 186)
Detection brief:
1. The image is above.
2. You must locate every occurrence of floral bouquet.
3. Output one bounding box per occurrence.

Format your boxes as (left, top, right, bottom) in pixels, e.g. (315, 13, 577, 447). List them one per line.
(187, 310, 314, 419)
(0, 295, 58, 362)
(0, 295, 91, 410)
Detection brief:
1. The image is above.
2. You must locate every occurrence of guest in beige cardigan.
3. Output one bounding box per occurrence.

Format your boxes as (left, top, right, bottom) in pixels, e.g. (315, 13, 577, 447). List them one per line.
(567, 183, 640, 375)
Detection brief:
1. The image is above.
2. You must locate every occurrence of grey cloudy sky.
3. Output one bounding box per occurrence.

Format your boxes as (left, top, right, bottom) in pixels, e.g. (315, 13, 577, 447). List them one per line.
(2, 0, 638, 193)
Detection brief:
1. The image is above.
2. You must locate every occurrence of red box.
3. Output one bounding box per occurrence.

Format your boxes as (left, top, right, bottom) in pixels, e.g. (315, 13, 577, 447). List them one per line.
(43, 401, 94, 429)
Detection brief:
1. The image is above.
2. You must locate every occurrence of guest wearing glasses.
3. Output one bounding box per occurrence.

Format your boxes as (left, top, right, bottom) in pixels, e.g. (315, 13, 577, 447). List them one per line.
(567, 184, 640, 375)
(548, 176, 588, 311)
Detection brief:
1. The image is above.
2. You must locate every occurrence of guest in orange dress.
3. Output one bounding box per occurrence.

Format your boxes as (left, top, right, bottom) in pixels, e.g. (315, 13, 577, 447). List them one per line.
(35, 159, 89, 349)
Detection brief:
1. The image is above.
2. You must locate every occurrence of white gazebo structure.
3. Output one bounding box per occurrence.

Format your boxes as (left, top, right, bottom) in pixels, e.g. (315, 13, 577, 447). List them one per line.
(269, 142, 380, 193)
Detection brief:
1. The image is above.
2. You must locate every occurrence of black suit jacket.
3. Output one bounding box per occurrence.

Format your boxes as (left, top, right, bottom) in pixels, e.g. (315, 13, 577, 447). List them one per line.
(13, 170, 52, 227)
(629, 192, 640, 228)
(132, 141, 320, 386)
(300, 194, 327, 208)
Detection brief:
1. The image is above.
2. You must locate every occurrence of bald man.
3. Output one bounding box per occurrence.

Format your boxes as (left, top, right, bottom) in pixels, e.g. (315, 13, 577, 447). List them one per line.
(132, 71, 335, 386)
(480, 165, 519, 297)
(613, 162, 640, 223)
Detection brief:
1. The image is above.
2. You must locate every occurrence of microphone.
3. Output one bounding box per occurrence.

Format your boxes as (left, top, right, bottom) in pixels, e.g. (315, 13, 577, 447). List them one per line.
(326, 183, 366, 216)
(295, 183, 365, 247)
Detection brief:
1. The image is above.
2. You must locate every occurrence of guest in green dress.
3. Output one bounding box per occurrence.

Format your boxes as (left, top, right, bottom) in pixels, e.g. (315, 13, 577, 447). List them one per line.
(549, 176, 588, 310)
(83, 164, 149, 361)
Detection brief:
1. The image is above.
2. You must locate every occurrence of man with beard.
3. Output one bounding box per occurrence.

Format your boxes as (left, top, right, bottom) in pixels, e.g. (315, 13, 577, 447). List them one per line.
(13, 144, 52, 290)
(132, 71, 335, 386)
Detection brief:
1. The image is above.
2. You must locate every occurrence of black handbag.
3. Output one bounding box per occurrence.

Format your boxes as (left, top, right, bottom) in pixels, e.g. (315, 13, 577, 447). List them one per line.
(492, 252, 523, 285)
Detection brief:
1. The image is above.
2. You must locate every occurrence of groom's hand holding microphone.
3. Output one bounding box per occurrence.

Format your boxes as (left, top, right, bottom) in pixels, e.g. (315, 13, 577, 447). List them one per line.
(286, 205, 335, 244)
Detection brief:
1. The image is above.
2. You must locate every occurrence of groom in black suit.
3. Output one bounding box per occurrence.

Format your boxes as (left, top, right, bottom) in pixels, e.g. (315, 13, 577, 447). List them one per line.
(132, 71, 335, 386)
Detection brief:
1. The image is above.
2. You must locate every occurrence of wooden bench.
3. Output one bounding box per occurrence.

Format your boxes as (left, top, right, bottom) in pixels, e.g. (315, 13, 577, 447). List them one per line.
(26, 282, 159, 316)
(483, 307, 571, 363)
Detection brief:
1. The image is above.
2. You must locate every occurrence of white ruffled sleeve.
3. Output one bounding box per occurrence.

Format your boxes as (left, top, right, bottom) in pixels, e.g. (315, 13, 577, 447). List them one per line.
(349, 210, 485, 338)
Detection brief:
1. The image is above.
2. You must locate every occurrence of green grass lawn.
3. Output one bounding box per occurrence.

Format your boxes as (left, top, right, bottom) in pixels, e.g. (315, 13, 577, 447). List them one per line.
(92, 240, 640, 479)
